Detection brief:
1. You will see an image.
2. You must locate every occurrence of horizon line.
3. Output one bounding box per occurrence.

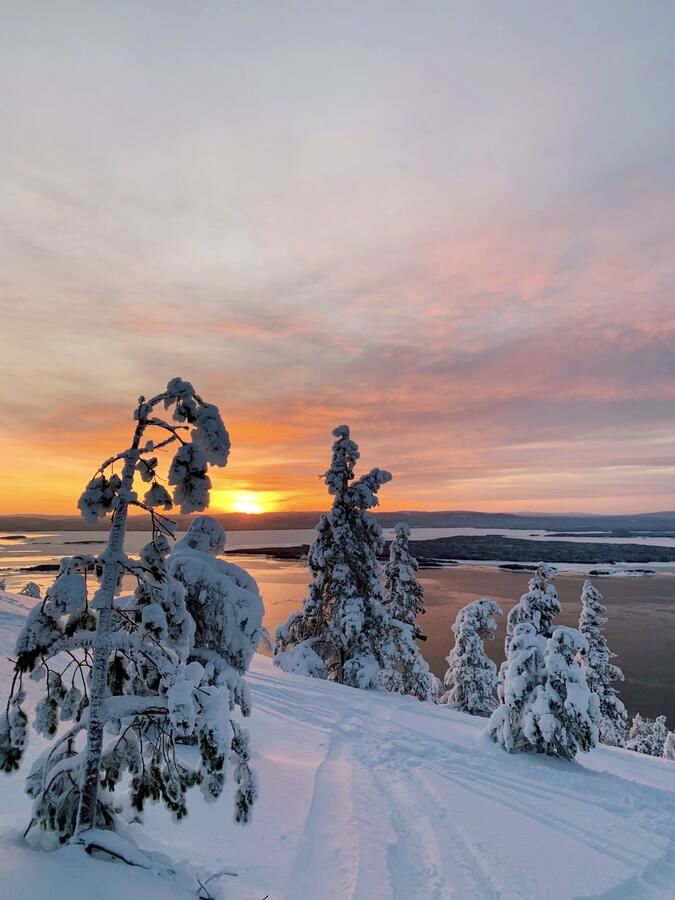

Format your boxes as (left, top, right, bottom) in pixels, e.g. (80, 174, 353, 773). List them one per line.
(2, 508, 675, 520)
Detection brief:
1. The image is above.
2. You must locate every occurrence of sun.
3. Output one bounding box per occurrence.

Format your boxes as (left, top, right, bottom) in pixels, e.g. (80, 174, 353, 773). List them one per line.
(231, 491, 265, 515)
(211, 489, 267, 515)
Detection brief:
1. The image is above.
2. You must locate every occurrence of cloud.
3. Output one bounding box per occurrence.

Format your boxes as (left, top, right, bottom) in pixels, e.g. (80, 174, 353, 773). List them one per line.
(0, 2, 674, 513)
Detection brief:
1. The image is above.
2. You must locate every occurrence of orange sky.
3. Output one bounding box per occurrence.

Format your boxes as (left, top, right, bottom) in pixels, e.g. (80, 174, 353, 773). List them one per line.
(1, 4, 674, 516)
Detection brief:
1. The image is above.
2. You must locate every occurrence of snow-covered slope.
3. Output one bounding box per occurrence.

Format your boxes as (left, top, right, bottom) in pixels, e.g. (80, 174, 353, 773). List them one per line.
(1, 590, 674, 899)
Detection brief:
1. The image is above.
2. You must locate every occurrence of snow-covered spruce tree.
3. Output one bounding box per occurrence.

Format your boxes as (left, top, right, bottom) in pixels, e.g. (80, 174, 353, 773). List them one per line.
(490, 623, 544, 753)
(664, 730, 675, 761)
(538, 627, 600, 758)
(652, 715, 668, 757)
(0, 378, 258, 854)
(577, 580, 626, 746)
(379, 619, 439, 701)
(441, 598, 502, 716)
(626, 713, 653, 754)
(497, 563, 560, 705)
(490, 623, 599, 759)
(0, 577, 6, 591)
(503, 563, 560, 656)
(21, 582, 42, 599)
(274, 425, 395, 689)
(384, 523, 426, 637)
(379, 522, 437, 701)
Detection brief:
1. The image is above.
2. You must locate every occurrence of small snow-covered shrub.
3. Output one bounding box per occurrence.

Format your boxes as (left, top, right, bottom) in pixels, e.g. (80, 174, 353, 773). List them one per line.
(274, 642, 328, 679)
(20, 582, 42, 599)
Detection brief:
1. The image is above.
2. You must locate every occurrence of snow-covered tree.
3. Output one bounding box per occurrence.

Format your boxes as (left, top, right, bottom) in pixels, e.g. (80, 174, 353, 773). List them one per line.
(168, 515, 264, 778)
(490, 623, 599, 759)
(20, 582, 41, 599)
(441, 598, 502, 716)
(0, 577, 6, 591)
(626, 713, 668, 757)
(540, 627, 600, 758)
(663, 730, 675, 761)
(577, 580, 626, 746)
(384, 523, 426, 637)
(379, 619, 439, 701)
(497, 563, 560, 708)
(652, 715, 668, 757)
(379, 522, 437, 701)
(490, 623, 544, 753)
(626, 713, 653, 754)
(0, 379, 257, 857)
(274, 425, 395, 689)
(169, 516, 264, 673)
(503, 563, 560, 656)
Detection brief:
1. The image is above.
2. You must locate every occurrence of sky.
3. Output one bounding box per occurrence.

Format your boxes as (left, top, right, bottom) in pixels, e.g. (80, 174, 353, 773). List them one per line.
(1, 2, 674, 516)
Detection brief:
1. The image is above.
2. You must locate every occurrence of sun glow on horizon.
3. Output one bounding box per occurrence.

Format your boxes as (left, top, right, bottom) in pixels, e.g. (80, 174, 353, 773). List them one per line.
(210, 489, 278, 515)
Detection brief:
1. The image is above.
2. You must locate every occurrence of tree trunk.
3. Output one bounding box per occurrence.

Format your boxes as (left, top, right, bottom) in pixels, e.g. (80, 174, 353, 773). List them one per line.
(74, 412, 145, 837)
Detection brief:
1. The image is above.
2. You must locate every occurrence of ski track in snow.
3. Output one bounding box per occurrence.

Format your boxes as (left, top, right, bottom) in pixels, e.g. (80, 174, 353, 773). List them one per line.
(1, 589, 675, 899)
(246, 664, 675, 900)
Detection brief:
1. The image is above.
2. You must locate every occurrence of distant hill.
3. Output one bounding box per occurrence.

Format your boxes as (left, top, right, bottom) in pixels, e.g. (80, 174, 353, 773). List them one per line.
(3, 509, 675, 534)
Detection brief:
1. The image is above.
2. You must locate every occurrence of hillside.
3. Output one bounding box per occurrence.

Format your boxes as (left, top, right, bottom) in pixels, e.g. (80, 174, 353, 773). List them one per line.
(0, 590, 674, 899)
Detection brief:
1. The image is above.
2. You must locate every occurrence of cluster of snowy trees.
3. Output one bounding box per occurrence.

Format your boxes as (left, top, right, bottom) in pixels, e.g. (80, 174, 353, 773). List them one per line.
(441, 568, 675, 762)
(440, 567, 627, 759)
(0, 380, 263, 860)
(275, 426, 438, 701)
(486, 565, 600, 759)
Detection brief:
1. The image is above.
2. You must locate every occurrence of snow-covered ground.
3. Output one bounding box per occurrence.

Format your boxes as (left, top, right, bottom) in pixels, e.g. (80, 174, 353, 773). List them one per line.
(1, 589, 674, 899)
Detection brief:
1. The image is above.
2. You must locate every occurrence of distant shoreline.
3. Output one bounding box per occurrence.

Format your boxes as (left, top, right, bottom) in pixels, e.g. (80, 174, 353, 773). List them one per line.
(4, 508, 675, 534)
(224, 535, 675, 569)
(4, 528, 675, 574)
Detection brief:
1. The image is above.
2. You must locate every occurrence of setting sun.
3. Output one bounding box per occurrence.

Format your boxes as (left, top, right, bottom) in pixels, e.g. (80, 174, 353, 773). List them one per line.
(210, 489, 274, 515)
(231, 491, 265, 514)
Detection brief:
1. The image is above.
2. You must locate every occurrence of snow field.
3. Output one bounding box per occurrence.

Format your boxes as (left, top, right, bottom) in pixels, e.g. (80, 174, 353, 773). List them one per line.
(1, 590, 675, 899)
